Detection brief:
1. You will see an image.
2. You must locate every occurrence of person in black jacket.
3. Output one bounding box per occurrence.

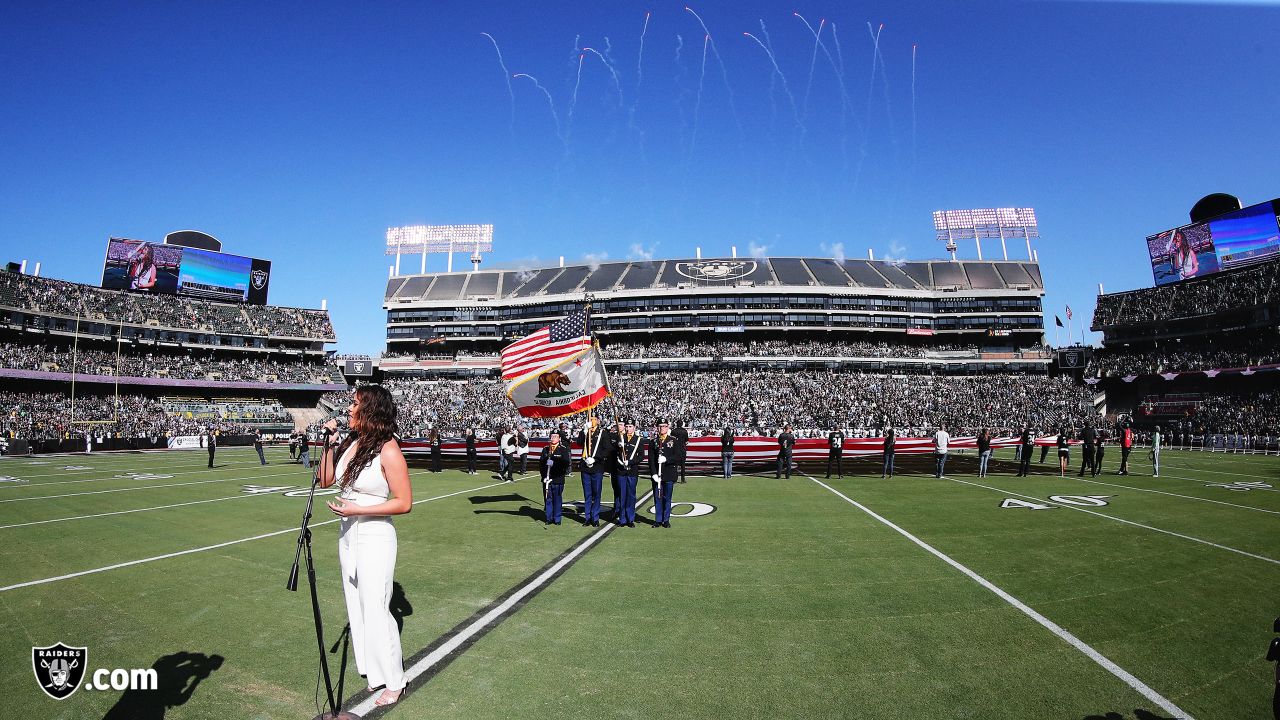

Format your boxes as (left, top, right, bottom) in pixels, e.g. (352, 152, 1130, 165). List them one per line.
(977, 428, 992, 478)
(429, 429, 443, 473)
(1016, 425, 1034, 477)
(201, 428, 217, 468)
(776, 425, 795, 479)
(720, 427, 734, 479)
(826, 426, 846, 478)
(882, 428, 896, 478)
(540, 430, 572, 526)
(1092, 430, 1106, 477)
(576, 416, 610, 527)
(672, 419, 689, 483)
(614, 419, 644, 527)
(1078, 423, 1096, 477)
(464, 428, 478, 475)
(649, 419, 683, 528)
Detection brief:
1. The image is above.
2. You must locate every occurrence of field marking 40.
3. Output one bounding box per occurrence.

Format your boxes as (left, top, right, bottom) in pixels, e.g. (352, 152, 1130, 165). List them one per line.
(1000, 495, 1113, 510)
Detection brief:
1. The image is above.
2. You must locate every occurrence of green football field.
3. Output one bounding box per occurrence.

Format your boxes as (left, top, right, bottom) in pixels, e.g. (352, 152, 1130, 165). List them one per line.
(2, 445, 1277, 719)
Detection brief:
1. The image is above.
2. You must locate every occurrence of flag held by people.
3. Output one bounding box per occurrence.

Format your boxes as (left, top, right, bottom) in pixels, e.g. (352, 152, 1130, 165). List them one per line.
(506, 345, 611, 418)
(500, 309, 610, 418)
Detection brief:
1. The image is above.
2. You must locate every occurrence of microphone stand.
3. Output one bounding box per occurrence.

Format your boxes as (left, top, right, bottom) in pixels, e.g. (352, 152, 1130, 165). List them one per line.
(287, 431, 359, 720)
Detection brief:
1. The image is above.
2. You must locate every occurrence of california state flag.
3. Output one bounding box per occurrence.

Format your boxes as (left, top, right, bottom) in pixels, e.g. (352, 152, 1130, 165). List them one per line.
(505, 346, 612, 418)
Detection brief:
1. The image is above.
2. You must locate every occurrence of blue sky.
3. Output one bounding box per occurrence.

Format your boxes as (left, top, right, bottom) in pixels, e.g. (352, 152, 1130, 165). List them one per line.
(1, 0, 1276, 353)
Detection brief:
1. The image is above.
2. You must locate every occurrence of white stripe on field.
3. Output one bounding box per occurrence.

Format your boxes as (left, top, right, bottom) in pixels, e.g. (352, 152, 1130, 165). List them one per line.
(946, 477, 1280, 566)
(1067, 476, 1280, 515)
(0, 468, 309, 503)
(804, 474, 1193, 720)
(0, 492, 264, 529)
(0, 481, 508, 593)
(0, 458, 268, 488)
(349, 489, 655, 716)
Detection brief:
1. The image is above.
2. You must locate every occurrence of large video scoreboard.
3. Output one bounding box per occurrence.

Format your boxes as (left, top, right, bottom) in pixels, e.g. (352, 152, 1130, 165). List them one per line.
(1147, 199, 1280, 287)
(101, 238, 272, 305)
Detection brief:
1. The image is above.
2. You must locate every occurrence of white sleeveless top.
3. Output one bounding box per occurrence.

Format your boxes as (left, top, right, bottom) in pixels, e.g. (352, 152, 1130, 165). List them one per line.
(335, 442, 390, 509)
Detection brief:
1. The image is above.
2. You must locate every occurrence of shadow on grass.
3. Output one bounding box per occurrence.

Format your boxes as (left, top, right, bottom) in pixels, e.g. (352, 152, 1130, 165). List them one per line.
(101, 651, 224, 720)
(468, 493, 530, 505)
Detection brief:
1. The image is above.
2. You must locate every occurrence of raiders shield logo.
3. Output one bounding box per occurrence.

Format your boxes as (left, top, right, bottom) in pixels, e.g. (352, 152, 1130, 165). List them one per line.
(1064, 351, 1080, 367)
(353, 362, 366, 374)
(250, 269, 269, 290)
(673, 260, 757, 282)
(33, 643, 87, 700)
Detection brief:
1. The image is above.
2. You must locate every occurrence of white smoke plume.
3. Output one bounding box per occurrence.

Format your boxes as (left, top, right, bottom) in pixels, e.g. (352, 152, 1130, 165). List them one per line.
(881, 240, 908, 267)
(821, 242, 846, 264)
(748, 241, 769, 259)
(583, 252, 609, 270)
(627, 243, 656, 261)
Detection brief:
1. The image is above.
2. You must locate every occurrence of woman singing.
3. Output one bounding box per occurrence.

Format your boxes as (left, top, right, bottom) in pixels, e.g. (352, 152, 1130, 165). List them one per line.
(318, 386, 411, 707)
(1167, 229, 1198, 280)
(128, 243, 158, 291)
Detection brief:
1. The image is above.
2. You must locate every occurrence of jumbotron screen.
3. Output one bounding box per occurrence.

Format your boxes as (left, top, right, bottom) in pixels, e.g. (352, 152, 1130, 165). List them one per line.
(1147, 199, 1280, 286)
(101, 238, 272, 304)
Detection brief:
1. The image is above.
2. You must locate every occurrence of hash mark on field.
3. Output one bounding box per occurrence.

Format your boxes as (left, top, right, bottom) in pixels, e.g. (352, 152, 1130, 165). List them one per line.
(804, 473, 1193, 720)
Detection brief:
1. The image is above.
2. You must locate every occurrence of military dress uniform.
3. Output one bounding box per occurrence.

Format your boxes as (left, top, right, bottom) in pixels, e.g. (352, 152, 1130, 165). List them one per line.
(613, 428, 645, 527)
(776, 428, 795, 479)
(826, 429, 846, 478)
(540, 439, 572, 525)
(649, 427, 684, 528)
(576, 423, 611, 527)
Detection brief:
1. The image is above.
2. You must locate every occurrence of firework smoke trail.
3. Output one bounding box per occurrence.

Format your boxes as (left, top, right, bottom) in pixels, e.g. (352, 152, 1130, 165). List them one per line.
(743, 29, 800, 130)
(512, 73, 566, 148)
(582, 47, 624, 106)
(911, 43, 917, 165)
(794, 13, 824, 122)
(567, 52, 585, 139)
(637, 11, 651, 90)
(684, 5, 744, 137)
(868, 22, 896, 144)
(689, 33, 710, 157)
(480, 32, 516, 133)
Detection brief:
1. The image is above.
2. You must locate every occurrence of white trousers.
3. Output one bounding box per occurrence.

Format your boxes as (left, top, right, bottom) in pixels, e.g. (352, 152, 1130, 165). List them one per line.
(337, 516, 404, 692)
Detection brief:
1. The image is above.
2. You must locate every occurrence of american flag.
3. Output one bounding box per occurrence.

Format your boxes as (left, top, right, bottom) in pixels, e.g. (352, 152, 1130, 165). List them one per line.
(500, 310, 591, 381)
(1065, 305, 1073, 320)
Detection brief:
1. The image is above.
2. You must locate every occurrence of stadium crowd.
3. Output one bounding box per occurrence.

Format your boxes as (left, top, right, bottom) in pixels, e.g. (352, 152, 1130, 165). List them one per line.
(0, 391, 279, 440)
(0, 342, 337, 383)
(0, 271, 334, 339)
(599, 339, 987, 359)
(1088, 336, 1280, 376)
(316, 372, 1102, 439)
(1092, 261, 1280, 327)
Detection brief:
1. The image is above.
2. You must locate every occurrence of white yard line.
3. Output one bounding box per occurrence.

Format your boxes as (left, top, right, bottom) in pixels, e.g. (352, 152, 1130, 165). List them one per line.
(0, 480, 509, 593)
(0, 492, 265, 529)
(348, 490, 656, 717)
(804, 473, 1193, 720)
(0, 469, 308, 503)
(0, 458, 269, 488)
(1065, 476, 1280, 515)
(945, 476, 1280, 566)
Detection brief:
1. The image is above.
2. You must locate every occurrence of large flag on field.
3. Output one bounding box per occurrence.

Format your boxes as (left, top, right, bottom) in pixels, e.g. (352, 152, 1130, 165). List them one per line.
(500, 309, 592, 383)
(505, 345, 611, 418)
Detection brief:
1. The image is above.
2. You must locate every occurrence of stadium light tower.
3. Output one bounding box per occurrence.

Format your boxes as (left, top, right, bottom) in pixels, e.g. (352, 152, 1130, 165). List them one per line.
(385, 224, 494, 275)
(932, 208, 1039, 262)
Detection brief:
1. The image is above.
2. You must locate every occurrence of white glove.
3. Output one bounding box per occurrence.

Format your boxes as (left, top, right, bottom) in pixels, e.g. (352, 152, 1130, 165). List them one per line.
(584, 456, 595, 467)
(657, 454, 667, 465)
(652, 475, 661, 484)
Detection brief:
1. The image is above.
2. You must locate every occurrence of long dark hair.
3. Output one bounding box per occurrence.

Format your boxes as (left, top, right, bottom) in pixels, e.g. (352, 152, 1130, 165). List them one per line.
(336, 385, 398, 490)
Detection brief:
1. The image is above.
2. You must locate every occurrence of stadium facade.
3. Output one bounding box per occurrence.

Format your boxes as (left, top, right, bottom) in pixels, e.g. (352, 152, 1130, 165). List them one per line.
(380, 256, 1050, 375)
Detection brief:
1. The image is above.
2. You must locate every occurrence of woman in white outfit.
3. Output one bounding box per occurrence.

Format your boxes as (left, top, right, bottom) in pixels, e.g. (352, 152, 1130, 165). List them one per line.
(318, 385, 412, 707)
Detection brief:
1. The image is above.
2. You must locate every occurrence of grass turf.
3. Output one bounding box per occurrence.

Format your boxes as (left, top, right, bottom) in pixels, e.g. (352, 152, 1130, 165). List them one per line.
(0, 445, 1276, 719)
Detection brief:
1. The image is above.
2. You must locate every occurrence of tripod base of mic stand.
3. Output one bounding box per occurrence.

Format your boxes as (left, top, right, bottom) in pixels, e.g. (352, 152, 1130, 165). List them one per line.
(312, 711, 360, 720)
